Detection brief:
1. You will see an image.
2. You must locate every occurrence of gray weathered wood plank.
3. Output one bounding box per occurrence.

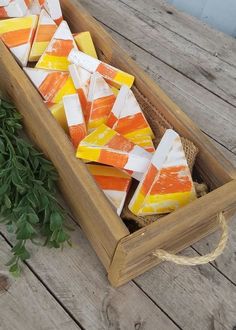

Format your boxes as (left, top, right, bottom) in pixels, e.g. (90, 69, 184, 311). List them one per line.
(134, 247, 236, 330)
(79, 0, 236, 108)
(119, 0, 236, 68)
(0, 225, 179, 330)
(0, 235, 80, 330)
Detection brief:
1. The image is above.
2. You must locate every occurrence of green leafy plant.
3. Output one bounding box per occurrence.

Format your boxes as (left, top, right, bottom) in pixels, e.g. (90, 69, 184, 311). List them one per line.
(0, 99, 71, 276)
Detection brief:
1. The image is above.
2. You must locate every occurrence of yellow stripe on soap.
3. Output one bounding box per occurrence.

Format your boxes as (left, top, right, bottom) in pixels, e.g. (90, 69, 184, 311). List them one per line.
(49, 103, 68, 132)
(88, 164, 130, 178)
(29, 41, 49, 62)
(76, 146, 100, 161)
(36, 54, 70, 71)
(114, 71, 135, 89)
(82, 125, 116, 146)
(53, 77, 76, 103)
(0, 16, 35, 34)
(129, 192, 145, 215)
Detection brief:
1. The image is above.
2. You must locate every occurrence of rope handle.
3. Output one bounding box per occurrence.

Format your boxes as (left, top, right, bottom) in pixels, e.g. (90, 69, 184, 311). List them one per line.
(153, 212, 228, 266)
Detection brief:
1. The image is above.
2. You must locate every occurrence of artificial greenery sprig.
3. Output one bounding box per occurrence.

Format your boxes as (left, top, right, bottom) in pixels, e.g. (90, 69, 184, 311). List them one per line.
(0, 99, 70, 276)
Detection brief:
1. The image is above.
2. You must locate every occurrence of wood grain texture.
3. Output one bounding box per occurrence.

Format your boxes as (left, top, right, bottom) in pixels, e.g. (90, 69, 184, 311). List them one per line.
(0, 224, 179, 330)
(0, 41, 129, 270)
(0, 236, 80, 330)
(134, 247, 236, 330)
(80, 0, 236, 109)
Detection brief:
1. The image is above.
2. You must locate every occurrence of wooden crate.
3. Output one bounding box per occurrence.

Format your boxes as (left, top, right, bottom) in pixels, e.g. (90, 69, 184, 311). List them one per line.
(0, 0, 236, 287)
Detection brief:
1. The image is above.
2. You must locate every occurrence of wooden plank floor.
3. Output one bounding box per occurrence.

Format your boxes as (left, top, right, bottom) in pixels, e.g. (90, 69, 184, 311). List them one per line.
(1, 0, 236, 329)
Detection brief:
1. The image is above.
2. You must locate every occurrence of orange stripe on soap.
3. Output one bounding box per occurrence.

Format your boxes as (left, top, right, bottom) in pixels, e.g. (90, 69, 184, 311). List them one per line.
(1, 28, 31, 47)
(99, 150, 128, 169)
(36, 25, 57, 42)
(39, 72, 68, 101)
(107, 134, 134, 152)
(151, 166, 193, 195)
(94, 175, 131, 191)
(46, 39, 74, 56)
(115, 113, 149, 135)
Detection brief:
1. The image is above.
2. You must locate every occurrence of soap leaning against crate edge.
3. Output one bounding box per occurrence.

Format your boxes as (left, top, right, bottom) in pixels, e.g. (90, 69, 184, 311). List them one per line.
(0, 0, 235, 287)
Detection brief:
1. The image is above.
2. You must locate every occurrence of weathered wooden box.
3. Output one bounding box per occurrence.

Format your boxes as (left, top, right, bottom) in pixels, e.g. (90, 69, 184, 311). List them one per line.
(0, 0, 236, 287)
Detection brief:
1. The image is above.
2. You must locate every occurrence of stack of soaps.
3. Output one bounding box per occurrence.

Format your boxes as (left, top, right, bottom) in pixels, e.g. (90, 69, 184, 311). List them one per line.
(0, 0, 197, 216)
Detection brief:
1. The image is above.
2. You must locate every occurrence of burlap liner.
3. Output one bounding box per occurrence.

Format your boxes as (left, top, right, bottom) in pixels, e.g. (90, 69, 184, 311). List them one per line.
(122, 86, 206, 228)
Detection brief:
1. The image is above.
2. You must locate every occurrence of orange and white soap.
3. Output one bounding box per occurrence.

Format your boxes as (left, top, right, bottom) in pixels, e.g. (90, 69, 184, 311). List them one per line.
(77, 124, 152, 173)
(69, 64, 91, 119)
(43, 0, 63, 25)
(87, 164, 131, 215)
(0, 15, 38, 66)
(86, 72, 116, 131)
(29, 9, 57, 62)
(74, 31, 98, 59)
(0, 0, 32, 17)
(63, 94, 87, 148)
(68, 49, 135, 89)
(24, 67, 76, 103)
(107, 85, 154, 151)
(36, 20, 78, 71)
(129, 129, 197, 216)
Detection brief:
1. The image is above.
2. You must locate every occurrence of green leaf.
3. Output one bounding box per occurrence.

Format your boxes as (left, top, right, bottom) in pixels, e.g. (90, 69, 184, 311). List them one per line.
(50, 211, 63, 231)
(28, 213, 39, 225)
(56, 229, 70, 244)
(16, 223, 36, 240)
(9, 263, 21, 277)
(0, 183, 9, 196)
(6, 222, 14, 233)
(4, 195, 12, 209)
(5, 255, 17, 267)
(11, 241, 24, 253)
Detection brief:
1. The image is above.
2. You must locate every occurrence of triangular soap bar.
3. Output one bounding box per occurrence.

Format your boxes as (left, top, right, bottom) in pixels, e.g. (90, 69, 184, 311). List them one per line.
(63, 94, 87, 148)
(43, 0, 63, 25)
(74, 31, 98, 59)
(87, 164, 131, 216)
(69, 64, 91, 120)
(29, 9, 57, 61)
(68, 49, 135, 89)
(77, 124, 152, 173)
(36, 20, 78, 71)
(0, 0, 32, 17)
(107, 85, 153, 137)
(86, 73, 116, 132)
(0, 15, 38, 66)
(129, 129, 196, 216)
(24, 67, 76, 103)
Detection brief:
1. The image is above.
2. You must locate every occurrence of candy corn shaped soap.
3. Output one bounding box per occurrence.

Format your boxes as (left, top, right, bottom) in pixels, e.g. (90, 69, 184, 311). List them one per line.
(68, 49, 135, 89)
(69, 64, 91, 118)
(63, 94, 87, 148)
(0, 15, 38, 66)
(86, 73, 116, 131)
(43, 0, 63, 25)
(74, 31, 98, 59)
(29, 9, 57, 62)
(87, 164, 131, 215)
(36, 20, 78, 71)
(24, 67, 76, 103)
(0, 0, 32, 17)
(77, 124, 152, 173)
(107, 85, 154, 149)
(44, 101, 68, 132)
(129, 129, 196, 216)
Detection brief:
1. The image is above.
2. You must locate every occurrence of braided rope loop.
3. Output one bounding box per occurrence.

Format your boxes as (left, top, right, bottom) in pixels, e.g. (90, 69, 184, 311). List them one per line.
(153, 212, 228, 266)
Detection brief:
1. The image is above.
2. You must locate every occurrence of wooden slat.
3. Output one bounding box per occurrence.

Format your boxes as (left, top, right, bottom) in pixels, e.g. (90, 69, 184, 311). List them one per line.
(62, 0, 236, 189)
(79, 0, 236, 108)
(108, 180, 236, 286)
(120, 0, 236, 68)
(0, 224, 179, 330)
(0, 41, 129, 270)
(0, 236, 80, 330)
(134, 245, 236, 330)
